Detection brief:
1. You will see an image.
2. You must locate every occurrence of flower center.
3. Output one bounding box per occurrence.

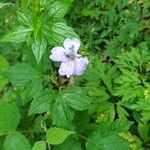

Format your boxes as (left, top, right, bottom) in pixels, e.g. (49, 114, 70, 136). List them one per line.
(65, 45, 76, 60)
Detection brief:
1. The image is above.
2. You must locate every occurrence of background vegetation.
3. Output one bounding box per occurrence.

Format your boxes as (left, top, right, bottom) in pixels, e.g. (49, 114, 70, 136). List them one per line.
(0, 0, 150, 149)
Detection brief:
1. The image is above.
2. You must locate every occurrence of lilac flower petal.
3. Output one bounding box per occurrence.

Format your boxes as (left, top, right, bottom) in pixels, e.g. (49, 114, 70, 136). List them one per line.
(74, 57, 89, 75)
(58, 61, 75, 78)
(64, 38, 80, 54)
(50, 46, 68, 62)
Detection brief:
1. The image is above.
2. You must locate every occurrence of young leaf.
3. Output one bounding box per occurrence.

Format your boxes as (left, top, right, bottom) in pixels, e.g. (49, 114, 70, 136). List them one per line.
(1, 26, 32, 43)
(0, 101, 20, 133)
(46, 127, 75, 145)
(31, 37, 47, 64)
(3, 132, 31, 150)
(32, 141, 46, 150)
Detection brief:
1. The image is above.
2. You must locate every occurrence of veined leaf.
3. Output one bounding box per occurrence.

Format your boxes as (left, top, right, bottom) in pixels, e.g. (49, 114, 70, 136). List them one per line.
(46, 127, 75, 145)
(0, 101, 20, 134)
(28, 90, 55, 115)
(1, 63, 41, 86)
(31, 37, 47, 64)
(32, 141, 46, 150)
(1, 26, 32, 43)
(44, 22, 78, 45)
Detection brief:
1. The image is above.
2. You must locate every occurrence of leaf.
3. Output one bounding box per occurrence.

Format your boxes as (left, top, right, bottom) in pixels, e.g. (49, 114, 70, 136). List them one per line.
(61, 86, 91, 111)
(138, 122, 150, 140)
(28, 90, 55, 115)
(0, 101, 20, 134)
(86, 121, 131, 150)
(1, 26, 32, 43)
(0, 55, 9, 91)
(3, 132, 31, 150)
(31, 37, 47, 64)
(44, 22, 78, 45)
(32, 141, 46, 150)
(54, 137, 82, 150)
(46, 127, 75, 145)
(48, 0, 72, 19)
(52, 99, 75, 128)
(1, 63, 41, 86)
(0, 55, 9, 70)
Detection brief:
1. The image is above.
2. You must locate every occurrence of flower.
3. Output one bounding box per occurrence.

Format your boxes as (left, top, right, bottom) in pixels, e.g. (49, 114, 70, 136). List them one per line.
(50, 38, 89, 78)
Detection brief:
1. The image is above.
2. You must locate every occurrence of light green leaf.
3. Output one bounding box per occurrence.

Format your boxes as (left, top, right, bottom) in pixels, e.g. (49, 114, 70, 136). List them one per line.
(28, 90, 55, 115)
(62, 86, 91, 111)
(31, 37, 47, 64)
(0, 55, 9, 70)
(3, 132, 31, 150)
(44, 22, 78, 45)
(1, 26, 32, 43)
(1, 63, 41, 86)
(0, 102, 20, 134)
(32, 141, 46, 150)
(46, 127, 75, 145)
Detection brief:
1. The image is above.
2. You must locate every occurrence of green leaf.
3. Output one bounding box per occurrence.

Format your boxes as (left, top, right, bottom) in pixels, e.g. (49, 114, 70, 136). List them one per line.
(3, 132, 31, 150)
(1, 26, 32, 43)
(54, 137, 82, 150)
(0, 55, 9, 91)
(28, 90, 55, 115)
(1, 63, 41, 86)
(21, 79, 43, 105)
(0, 75, 8, 91)
(32, 141, 46, 150)
(62, 86, 91, 111)
(48, 0, 72, 19)
(138, 122, 150, 140)
(0, 55, 9, 70)
(52, 99, 75, 128)
(46, 127, 75, 145)
(86, 121, 131, 150)
(31, 37, 47, 63)
(0, 101, 20, 134)
(44, 22, 78, 45)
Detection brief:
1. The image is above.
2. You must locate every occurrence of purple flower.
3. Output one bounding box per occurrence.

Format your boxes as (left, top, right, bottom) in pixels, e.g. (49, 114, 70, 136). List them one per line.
(50, 38, 89, 78)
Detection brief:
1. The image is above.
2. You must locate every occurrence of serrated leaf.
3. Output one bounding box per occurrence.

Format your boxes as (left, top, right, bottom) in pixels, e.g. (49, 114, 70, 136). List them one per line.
(48, 0, 72, 19)
(1, 26, 32, 43)
(62, 86, 91, 111)
(28, 90, 55, 115)
(32, 141, 46, 150)
(31, 37, 47, 63)
(0, 102, 20, 134)
(52, 99, 75, 128)
(86, 121, 131, 150)
(44, 22, 78, 45)
(3, 132, 31, 150)
(53, 137, 82, 150)
(46, 127, 75, 145)
(1, 63, 41, 86)
(21, 79, 43, 105)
